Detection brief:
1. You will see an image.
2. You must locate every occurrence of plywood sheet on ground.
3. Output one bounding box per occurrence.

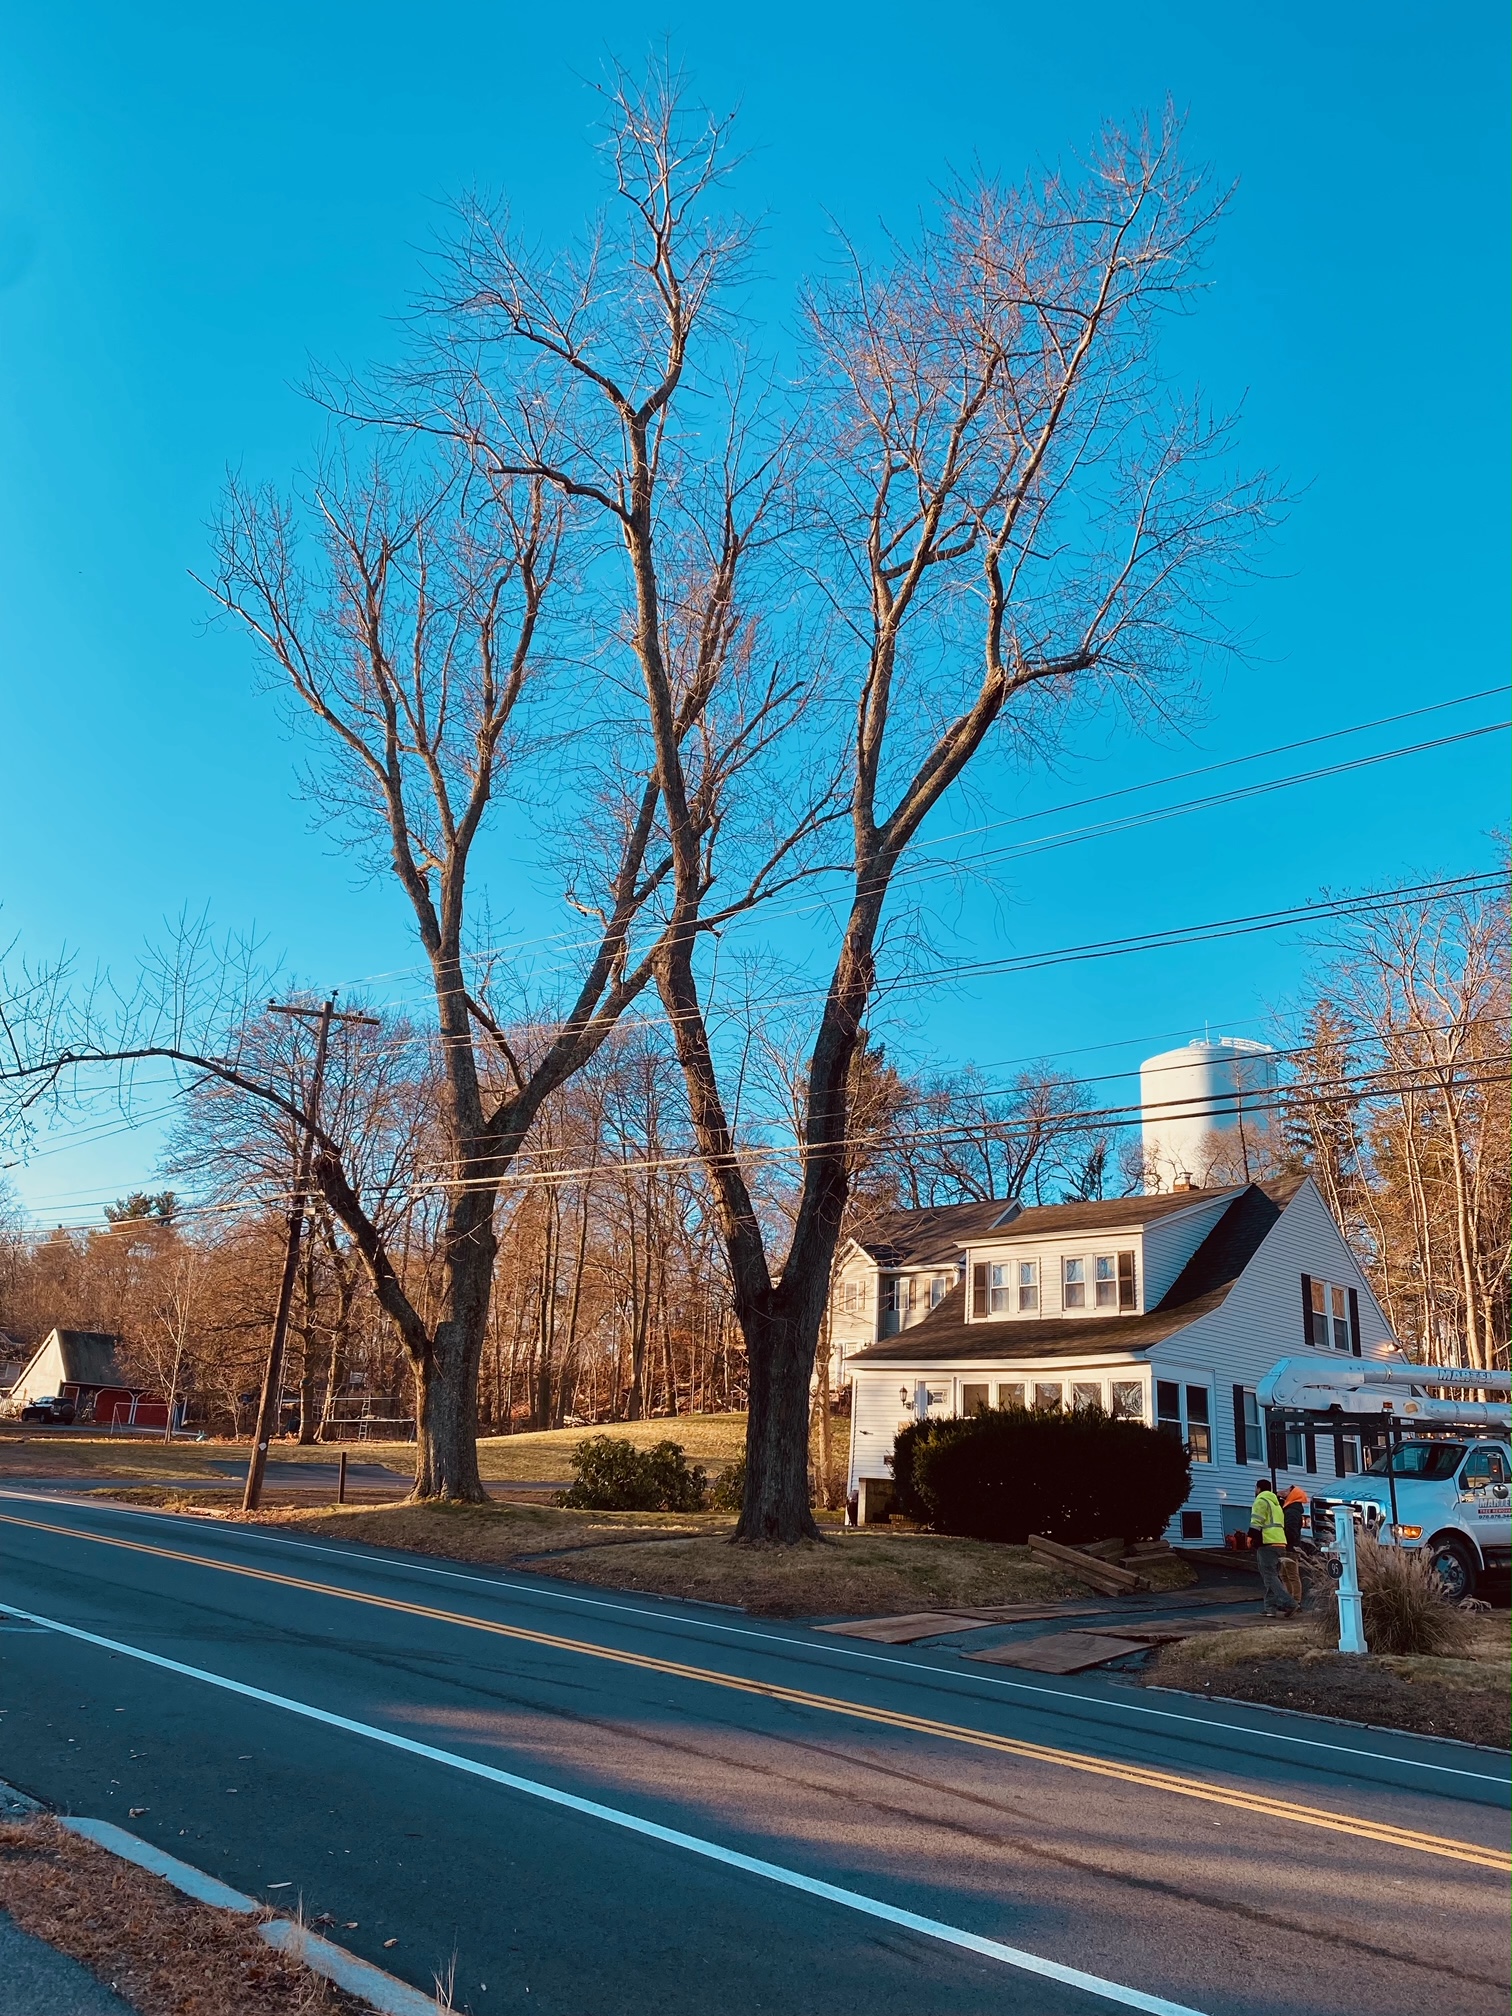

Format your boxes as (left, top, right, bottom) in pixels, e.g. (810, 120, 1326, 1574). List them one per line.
(815, 1601, 1104, 1642)
(814, 1612, 995, 1643)
(964, 1630, 1144, 1673)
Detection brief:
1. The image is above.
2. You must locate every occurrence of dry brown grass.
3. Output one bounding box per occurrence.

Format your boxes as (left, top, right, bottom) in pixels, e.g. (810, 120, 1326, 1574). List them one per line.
(0, 1816, 371, 2016)
(1144, 1612, 1510, 1746)
(232, 1498, 1192, 1615)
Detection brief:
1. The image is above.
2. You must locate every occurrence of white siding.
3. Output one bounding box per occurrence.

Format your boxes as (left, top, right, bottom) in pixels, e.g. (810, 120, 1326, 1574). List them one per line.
(1144, 1179, 1401, 1543)
(10, 1335, 66, 1406)
(846, 1180, 1403, 1540)
(850, 1371, 919, 1486)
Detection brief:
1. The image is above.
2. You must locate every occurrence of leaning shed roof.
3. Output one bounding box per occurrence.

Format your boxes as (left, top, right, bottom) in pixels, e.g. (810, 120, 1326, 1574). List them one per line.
(850, 1178, 1305, 1364)
(49, 1329, 125, 1386)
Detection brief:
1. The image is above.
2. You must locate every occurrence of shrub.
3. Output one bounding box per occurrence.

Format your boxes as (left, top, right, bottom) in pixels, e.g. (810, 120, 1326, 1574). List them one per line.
(707, 1457, 746, 1512)
(1328, 1532, 1474, 1657)
(893, 1405, 1191, 1545)
(558, 1435, 707, 1513)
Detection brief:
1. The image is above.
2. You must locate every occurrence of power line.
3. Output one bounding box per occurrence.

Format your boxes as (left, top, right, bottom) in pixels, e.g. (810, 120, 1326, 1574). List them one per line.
(323, 685, 1511, 1000)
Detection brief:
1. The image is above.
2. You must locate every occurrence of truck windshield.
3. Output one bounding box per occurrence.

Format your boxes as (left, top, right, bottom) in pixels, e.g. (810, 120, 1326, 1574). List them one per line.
(1365, 1442, 1466, 1480)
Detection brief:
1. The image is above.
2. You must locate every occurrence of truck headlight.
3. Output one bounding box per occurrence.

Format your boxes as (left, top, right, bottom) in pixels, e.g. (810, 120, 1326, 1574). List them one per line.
(1394, 1524, 1423, 1540)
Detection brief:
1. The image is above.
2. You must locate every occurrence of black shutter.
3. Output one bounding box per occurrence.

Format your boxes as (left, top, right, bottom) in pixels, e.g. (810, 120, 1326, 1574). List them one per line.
(1347, 1286, 1362, 1357)
(972, 1262, 989, 1320)
(1266, 1414, 1288, 1474)
(1117, 1250, 1137, 1310)
(1232, 1383, 1249, 1465)
(1300, 1273, 1314, 1349)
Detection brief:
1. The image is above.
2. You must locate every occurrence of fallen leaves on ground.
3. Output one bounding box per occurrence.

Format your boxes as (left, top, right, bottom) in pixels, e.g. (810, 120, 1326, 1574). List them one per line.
(0, 1817, 371, 2016)
(1143, 1615, 1510, 1746)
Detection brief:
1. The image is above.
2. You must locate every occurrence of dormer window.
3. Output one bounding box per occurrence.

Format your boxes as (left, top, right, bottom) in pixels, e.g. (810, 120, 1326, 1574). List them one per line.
(1018, 1261, 1039, 1312)
(1063, 1258, 1085, 1308)
(1094, 1256, 1118, 1307)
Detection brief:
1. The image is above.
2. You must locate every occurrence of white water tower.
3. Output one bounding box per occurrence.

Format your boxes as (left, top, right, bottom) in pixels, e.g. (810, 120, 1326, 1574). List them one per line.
(1140, 1036, 1279, 1193)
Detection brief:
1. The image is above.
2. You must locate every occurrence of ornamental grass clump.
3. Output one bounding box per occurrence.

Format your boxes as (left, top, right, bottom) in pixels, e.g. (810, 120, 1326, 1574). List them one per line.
(1340, 1531, 1474, 1657)
(558, 1435, 708, 1513)
(892, 1404, 1191, 1545)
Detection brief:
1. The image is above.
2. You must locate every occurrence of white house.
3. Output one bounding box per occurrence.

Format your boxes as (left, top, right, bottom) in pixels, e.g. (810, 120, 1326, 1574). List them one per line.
(841, 1176, 1404, 1543)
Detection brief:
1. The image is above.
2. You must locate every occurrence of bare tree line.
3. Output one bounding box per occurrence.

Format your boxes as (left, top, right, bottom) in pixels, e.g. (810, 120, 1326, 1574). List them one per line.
(1283, 879, 1509, 1370)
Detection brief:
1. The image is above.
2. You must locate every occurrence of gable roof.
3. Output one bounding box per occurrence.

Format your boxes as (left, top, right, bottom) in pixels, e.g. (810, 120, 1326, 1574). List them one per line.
(16, 1328, 125, 1390)
(848, 1184, 1248, 1270)
(848, 1198, 1022, 1268)
(850, 1177, 1305, 1363)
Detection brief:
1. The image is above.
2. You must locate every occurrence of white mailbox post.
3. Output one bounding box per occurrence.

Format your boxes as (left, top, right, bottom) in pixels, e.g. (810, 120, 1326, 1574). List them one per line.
(1331, 1506, 1368, 1655)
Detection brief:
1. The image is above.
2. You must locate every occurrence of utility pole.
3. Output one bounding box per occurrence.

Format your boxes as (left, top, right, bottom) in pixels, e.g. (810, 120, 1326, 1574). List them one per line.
(242, 995, 379, 1512)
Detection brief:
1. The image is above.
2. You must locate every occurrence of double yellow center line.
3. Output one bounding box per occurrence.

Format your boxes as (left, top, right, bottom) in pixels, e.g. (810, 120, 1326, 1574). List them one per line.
(3, 1510, 1504, 1873)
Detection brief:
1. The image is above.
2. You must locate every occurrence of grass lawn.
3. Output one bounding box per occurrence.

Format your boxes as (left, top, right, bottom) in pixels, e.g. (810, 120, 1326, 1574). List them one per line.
(88, 1491, 1190, 1616)
(0, 1414, 749, 1485)
(1143, 1615, 1511, 1747)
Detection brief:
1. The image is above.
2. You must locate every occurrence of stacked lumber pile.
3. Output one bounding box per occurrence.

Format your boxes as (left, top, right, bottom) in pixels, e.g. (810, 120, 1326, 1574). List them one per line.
(1026, 1532, 1171, 1594)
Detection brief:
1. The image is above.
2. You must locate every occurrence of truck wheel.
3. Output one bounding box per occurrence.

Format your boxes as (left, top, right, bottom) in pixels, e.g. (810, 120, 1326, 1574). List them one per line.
(1427, 1536, 1477, 1603)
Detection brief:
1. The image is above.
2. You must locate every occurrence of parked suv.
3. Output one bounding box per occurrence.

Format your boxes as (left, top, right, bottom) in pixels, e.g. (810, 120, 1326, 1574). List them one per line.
(1315, 1436, 1512, 1601)
(18, 1395, 76, 1425)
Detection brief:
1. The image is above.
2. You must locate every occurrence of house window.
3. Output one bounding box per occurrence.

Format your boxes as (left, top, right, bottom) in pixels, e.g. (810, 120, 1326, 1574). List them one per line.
(929, 1272, 952, 1308)
(1156, 1380, 1183, 1441)
(1236, 1386, 1264, 1462)
(881, 1276, 910, 1314)
(1072, 1381, 1102, 1413)
(1185, 1385, 1211, 1463)
(1158, 1381, 1211, 1461)
(1063, 1258, 1086, 1309)
(961, 1383, 990, 1416)
(996, 1382, 1026, 1410)
(1309, 1278, 1354, 1351)
(1018, 1261, 1039, 1312)
(1336, 1433, 1361, 1477)
(839, 1279, 866, 1315)
(1095, 1256, 1119, 1308)
(1034, 1381, 1062, 1411)
(970, 1263, 1016, 1316)
(1111, 1380, 1144, 1421)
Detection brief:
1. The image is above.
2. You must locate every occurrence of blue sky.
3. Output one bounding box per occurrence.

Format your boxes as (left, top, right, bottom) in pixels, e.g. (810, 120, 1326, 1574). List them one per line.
(1, 0, 1506, 1224)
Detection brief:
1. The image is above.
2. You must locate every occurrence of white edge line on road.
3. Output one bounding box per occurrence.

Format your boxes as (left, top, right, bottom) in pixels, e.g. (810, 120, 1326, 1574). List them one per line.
(0, 1596, 1204, 2016)
(7, 1488, 1504, 1790)
(58, 1818, 438, 2016)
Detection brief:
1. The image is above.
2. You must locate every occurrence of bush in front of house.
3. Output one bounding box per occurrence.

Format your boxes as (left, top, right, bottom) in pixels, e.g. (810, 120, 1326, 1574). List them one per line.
(558, 1435, 708, 1513)
(892, 1405, 1191, 1545)
(707, 1456, 746, 1511)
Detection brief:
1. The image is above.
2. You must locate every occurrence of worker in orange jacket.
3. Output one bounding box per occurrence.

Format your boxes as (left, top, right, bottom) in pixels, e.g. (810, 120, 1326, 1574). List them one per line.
(1278, 1486, 1309, 1607)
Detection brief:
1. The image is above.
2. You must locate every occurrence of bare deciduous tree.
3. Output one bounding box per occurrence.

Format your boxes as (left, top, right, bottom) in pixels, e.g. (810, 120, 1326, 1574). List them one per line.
(383, 67, 1270, 1538)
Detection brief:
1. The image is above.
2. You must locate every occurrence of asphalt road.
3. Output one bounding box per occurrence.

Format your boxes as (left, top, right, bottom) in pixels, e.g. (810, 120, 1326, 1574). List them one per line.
(0, 1488, 1506, 2016)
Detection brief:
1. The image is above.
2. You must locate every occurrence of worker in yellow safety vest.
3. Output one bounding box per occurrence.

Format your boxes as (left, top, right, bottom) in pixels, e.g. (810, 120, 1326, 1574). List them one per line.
(1250, 1482, 1299, 1617)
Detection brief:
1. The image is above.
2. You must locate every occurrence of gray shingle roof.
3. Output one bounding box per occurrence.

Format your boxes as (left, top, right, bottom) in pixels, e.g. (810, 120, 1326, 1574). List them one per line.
(848, 1183, 1252, 1271)
(47, 1330, 124, 1387)
(850, 1178, 1304, 1364)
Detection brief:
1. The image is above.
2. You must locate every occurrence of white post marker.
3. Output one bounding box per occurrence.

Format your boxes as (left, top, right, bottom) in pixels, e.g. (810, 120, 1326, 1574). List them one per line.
(1331, 1506, 1368, 1655)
